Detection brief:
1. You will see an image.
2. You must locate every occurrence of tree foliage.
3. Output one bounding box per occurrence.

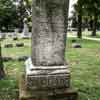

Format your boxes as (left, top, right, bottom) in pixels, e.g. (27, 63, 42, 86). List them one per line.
(16, 0, 32, 32)
(0, 0, 17, 31)
(0, 0, 32, 32)
(73, 0, 100, 37)
(74, 0, 85, 38)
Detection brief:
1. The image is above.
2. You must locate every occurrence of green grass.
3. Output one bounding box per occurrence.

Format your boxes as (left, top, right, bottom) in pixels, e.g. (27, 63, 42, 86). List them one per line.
(82, 31, 100, 38)
(66, 38, 100, 100)
(0, 38, 30, 100)
(1, 38, 31, 57)
(0, 61, 24, 100)
(0, 38, 100, 100)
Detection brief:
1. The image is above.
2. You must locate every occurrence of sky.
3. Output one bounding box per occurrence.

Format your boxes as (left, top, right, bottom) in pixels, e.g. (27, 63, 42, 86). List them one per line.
(69, 0, 78, 17)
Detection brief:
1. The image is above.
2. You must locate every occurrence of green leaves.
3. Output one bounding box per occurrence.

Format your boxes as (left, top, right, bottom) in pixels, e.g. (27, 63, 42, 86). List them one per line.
(0, 0, 16, 31)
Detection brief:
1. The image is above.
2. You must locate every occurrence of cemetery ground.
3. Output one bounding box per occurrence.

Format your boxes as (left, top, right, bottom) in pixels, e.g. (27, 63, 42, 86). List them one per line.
(0, 38, 100, 100)
(68, 31, 100, 39)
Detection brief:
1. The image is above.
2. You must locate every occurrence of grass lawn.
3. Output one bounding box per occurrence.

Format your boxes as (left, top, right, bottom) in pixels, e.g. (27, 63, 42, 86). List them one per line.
(66, 38, 100, 100)
(82, 31, 100, 38)
(2, 38, 31, 57)
(0, 38, 100, 100)
(69, 31, 100, 38)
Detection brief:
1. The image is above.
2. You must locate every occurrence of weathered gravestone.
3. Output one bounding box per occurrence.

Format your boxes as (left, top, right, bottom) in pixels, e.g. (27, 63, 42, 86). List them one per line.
(16, 43, 24, 47)
(4, 44, 13, 48)
(19, 0, 78, 100)
(13, 29, 18, 40)
(72, 40, 82, 48)
(20, 18, 30, 39)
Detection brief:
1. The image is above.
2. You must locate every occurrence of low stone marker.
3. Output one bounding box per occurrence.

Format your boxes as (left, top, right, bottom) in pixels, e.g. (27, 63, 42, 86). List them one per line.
(19, 0, 78, 100)
(16, 43, 24, 47)
(3, 56, 14, 62)
(20, 18, 31, 39)
(17, 56, 29, 61)
(13, 37, 18, 40)
(72, 40, 82, 48)
(4, 44, 13, 48)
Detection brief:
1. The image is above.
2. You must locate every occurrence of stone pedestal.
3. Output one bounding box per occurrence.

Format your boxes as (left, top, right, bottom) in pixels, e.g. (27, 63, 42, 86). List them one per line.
(19, 58, 78, 100)
(19, 0, 78, 99)
(19, 74, 78, 100)
(25, 58, 70, 90)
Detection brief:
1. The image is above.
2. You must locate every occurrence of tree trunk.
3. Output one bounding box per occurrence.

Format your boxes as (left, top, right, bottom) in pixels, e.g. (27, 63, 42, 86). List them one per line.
(77, 14, 82, 38)
(92, 15, 97, 36)
(0, 42, 5, 79)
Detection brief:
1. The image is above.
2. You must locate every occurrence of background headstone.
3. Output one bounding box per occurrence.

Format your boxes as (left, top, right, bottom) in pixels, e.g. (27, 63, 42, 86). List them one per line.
(13, 29, 18, 40)
(72, 40, 82, 48)
(16, 43, 24, 47)
(4, 44, 13, 48)
(20, 18, 30, 39)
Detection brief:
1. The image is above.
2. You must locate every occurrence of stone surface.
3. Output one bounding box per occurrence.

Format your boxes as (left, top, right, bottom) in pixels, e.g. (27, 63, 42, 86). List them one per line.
(17, 56, 29, 61)
(4, 44, 13, 48)
(19, 0, 78, 100)
(21, 18, 30, 39)
(23, 19, 29, 35)
(32, 0, 69, 66)
(19, 74, 78, 100)
(3, 56, 14, 62)
(72, 43, 82, 48)
(25, 58, 70, 90)
(13, 37, 18, 40)
(12, 29, 18, 39)
(71, 40, 82, 48)
(20, 33, 31, 39)
(0, 32, 6, 39)
(16, 43, 24, 47)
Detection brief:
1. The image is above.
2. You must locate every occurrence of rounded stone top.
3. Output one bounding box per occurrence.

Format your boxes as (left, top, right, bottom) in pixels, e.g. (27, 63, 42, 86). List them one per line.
(23, 18, 28, 23)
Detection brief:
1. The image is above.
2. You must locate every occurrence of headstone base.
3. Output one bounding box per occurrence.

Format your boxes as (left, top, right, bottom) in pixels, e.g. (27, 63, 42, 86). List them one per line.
(19, 74, 78, 100)
(25, 58, 70, 91)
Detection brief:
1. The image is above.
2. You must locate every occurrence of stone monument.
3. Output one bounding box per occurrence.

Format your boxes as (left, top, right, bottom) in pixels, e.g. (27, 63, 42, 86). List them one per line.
(13, 29, 18, 40)
(19, 0, 78, 100)
(20, 18, 30, 39)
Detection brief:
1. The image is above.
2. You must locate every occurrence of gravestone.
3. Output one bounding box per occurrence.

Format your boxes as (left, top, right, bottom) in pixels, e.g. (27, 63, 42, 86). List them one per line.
(20, 18, 30, 39)
(0, 32, 6, 39)
(4, 44, 13, 48)
(16, 43, 24, 47)
(72, 40, 82, 48)
(13, 29, 18, 40)
(17, 56, 29, 61)
(19, 0, 78, 100)
(3, 56, 14, 62)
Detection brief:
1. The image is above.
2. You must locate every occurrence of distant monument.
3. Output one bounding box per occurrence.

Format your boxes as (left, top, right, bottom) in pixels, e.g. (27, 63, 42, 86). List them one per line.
(23, 18, 29, 35)
(0, 32, 6, 39)
(20, 18, 30, 39)
(19, 0, 78, 100)
(13, 29, 18, 40)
